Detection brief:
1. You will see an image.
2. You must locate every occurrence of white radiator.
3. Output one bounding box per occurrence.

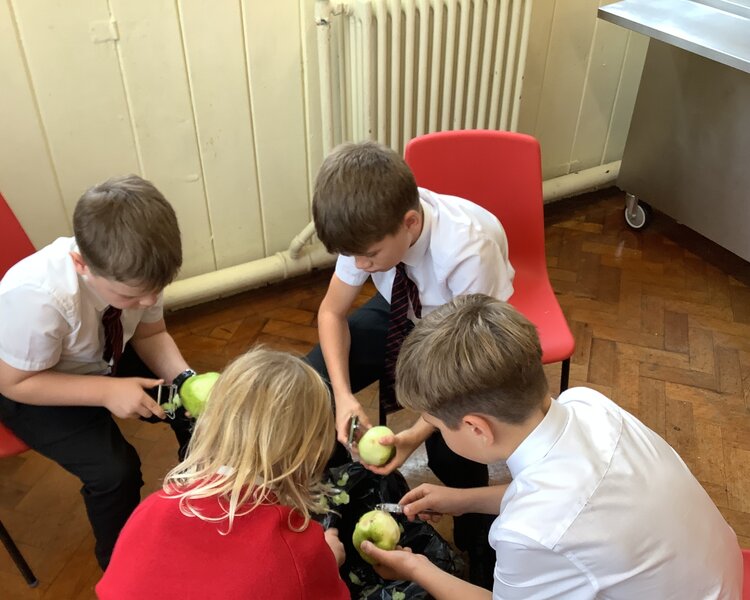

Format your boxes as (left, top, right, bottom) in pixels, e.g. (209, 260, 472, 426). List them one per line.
(315, 0, 533, 155)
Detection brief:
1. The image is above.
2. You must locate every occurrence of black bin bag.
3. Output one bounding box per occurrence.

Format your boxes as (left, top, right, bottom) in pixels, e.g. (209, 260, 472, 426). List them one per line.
(316, 462, 464, 599)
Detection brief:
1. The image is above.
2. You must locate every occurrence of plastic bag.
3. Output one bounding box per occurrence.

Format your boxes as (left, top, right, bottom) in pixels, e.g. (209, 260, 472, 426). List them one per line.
(316, 462, 464, 599)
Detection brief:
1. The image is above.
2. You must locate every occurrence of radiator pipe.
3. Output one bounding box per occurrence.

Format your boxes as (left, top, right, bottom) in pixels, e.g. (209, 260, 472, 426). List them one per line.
(542, 160, 620, 203)
(293, 1, 339, 260)
(165, 242, 335, 310)
(314, 0, 336, 158)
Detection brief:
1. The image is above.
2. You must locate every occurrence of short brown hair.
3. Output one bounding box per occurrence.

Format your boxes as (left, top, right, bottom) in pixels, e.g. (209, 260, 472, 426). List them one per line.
(396, 294, 549, 428)
(312, 141, 419, 254)
(73, 175, 182, 290)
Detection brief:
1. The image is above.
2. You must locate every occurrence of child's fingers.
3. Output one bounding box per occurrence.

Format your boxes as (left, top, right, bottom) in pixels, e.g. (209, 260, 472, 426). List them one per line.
(361, 541, 388, 562)
(365, 456, 400, 476)
(136, 378, 165, 390)
(401, 495, 438, 519)
(143, 395, 166, 420)
(357, 411, 372, 430)
(399, 485, 429, 506)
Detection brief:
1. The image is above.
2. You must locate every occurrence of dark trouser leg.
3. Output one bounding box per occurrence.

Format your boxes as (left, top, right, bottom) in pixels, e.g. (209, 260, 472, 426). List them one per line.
(0, 344, 193, 569)
(425, 431, 496, 590)
(117, 344, 193, 460)
(0, 399, 142, 570)
(306, 293, 390, 467)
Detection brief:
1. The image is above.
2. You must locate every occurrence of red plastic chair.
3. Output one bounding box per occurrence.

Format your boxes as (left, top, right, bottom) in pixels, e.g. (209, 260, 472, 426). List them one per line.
(0, 192, 38, 587)
(405, 130, 575, 392)
(0, 193, 35, 276)
(743, 548, 750, 600)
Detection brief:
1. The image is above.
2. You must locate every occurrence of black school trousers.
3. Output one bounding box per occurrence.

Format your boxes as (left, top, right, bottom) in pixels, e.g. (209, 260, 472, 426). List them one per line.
(0, 346, 192, 570)
(306, 293, 495, 553)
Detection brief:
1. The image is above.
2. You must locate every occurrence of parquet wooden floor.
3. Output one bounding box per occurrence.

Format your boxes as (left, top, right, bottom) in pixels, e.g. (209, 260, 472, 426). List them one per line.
(1, 189, 749, 598)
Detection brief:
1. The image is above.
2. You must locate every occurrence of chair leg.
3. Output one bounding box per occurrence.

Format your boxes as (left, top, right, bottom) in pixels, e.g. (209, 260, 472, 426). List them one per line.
(0, 519, 38, 587)
(559, 358, 570, 394)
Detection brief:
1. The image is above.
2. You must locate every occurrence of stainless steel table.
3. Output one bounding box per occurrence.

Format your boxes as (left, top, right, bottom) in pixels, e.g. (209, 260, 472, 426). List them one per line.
(599, 0, 750, 261)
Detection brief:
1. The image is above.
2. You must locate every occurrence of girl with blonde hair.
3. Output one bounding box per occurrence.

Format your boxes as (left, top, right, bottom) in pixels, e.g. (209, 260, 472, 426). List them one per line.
(97, 348, 350, 599)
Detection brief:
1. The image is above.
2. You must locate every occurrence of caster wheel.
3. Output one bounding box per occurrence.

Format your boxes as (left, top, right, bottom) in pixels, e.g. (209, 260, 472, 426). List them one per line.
(624, 201, 651, 230)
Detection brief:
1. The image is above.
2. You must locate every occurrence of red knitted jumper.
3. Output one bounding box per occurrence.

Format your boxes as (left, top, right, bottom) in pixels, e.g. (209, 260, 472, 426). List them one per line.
(96, 491, 349, 599)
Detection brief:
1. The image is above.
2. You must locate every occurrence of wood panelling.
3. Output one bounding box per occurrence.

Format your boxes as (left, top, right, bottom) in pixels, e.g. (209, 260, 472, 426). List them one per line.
(2, 0, 646, 276)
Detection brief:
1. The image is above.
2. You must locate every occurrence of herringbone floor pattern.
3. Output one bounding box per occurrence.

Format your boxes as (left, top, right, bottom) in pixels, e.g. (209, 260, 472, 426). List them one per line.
(1, 190, 748, 598)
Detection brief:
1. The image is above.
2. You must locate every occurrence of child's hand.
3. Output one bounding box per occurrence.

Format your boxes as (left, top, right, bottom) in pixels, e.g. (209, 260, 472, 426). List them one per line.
(104, 377, 167, 420)
(360, 542, 426, 581)
(364, 429, 421, 476)
(323, 527, 346, 567)
(399, 484, 465, 521)
(334, 392, 371, 445)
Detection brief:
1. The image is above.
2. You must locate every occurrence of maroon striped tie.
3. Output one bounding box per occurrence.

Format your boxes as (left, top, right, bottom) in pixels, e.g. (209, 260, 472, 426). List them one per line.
(102, 306, 123, 375)
(380, 263, 422, 414)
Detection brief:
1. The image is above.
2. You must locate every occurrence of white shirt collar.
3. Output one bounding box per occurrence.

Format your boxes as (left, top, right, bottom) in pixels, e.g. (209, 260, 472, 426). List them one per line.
(402, 197, 432, 268)
(506, 398, 568, 478)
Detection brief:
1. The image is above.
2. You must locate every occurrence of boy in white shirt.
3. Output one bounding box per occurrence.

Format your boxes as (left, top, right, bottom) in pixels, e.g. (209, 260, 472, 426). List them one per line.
(0, 175, 197, 569)
(307, 141, 515, 587)
(362, 294, 742, 599)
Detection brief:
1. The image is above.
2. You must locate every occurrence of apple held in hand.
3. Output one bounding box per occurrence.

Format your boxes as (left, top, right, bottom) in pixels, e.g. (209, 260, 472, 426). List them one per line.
(352, 509, 401, 565)
(357, 425, 396, 466)
(178, 372, 220, 417)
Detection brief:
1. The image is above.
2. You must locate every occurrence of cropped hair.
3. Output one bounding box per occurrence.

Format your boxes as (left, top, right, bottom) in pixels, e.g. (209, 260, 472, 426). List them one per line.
(163, 347, 335, 534)
(312, 141, 420, 254)
(396, 294, 549, 428)
(73, 174, 182, 290)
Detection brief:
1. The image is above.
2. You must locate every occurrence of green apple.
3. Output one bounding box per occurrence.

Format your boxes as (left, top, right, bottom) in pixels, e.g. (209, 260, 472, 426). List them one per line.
(178, 372, 220, 417)
(352, 509, 401, 565)
(357, 425, 396, 466)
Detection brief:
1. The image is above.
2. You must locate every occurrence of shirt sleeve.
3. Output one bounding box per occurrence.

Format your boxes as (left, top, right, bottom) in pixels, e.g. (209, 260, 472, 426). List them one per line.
(446, 237, 515, 301)
(0, 284, 69, 371)
(494, 531, 595, 599)
(334, 254, 370, 288)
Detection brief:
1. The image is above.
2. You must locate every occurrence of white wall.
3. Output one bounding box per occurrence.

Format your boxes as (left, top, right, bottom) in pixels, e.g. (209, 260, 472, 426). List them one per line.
(0, 0, 647, 280)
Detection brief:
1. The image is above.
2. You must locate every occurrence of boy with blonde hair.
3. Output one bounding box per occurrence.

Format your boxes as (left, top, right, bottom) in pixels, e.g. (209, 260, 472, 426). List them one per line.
(363, 294, 742, 599)
(307, 140, 515, 586)
(0, 175, 197, 569)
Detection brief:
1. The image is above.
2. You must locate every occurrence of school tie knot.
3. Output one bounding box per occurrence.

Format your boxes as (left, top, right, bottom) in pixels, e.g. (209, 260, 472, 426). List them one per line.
(380, 263, 422, 414)
(102, 306, 123, 375)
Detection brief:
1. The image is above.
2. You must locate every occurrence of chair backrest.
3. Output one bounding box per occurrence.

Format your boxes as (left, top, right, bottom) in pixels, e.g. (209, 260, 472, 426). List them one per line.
(0, 192, 34, 457)
(404, 130, 546, 275)
(0, 192, 35, 277)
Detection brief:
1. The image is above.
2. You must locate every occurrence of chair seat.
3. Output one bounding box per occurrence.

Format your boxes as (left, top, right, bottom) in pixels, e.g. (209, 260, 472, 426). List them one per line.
(508, 268, 575, 364)
(0, 422, 29, 458)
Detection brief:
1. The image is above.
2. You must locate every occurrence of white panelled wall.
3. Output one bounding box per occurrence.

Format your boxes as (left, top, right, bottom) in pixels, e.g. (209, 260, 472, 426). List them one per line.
(0, 0, 647, 304)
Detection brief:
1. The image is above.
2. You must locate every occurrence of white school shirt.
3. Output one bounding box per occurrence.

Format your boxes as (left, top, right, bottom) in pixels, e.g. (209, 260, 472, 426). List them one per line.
(490, 387, 742, 600)
(335, 188, 515, 314)
(0, 237, 163, 375)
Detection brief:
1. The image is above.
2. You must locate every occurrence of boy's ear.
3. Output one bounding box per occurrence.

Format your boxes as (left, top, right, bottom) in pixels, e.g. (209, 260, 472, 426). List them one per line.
(403, 208, 422, 232)
(462, 414, 495, 446)
(69, 251, 89, 276)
